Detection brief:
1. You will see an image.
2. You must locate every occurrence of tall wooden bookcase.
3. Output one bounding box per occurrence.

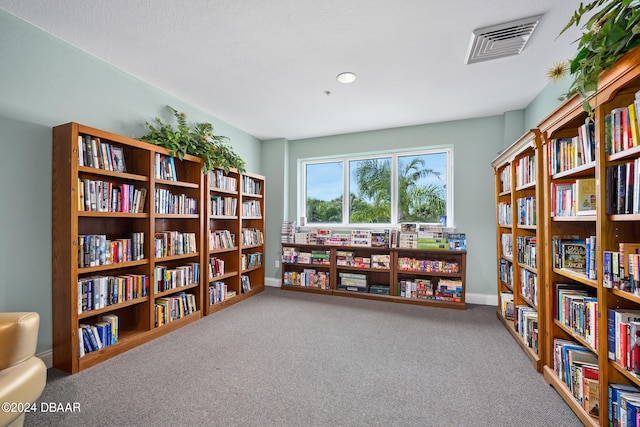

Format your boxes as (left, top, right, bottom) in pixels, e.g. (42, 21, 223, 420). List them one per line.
(538, 48, 640, 425)
(52, 122, 264, 374)
(205, 169, 265, 314)
(491, 129, 545, 371)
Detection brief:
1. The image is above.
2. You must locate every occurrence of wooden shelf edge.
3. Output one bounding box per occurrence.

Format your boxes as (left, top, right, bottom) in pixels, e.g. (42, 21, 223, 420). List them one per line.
(543, 366, 599, 427)
(496, 312, 541, 371)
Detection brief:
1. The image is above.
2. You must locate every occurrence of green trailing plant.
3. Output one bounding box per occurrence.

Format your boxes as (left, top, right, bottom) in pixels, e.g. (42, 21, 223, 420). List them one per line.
(552, 0, 640, 114)
(140, 105, 246, 174)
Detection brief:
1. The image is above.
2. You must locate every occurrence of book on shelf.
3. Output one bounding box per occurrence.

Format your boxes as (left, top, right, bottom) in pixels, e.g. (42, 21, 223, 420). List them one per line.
(609, 384, 640, 427)
(575, 178, 596, 216)
(500, 292, 514, 320)
(241, 275, 251, 293)
(561, 242, 586, 271)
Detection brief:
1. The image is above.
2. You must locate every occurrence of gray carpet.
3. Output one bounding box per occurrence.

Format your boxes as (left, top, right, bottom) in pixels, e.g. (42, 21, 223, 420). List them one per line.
(25, 287, 581, 426)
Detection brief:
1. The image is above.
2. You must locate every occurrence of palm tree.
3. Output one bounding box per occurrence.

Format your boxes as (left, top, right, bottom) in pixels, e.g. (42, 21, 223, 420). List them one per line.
(397, 157, 443, 222)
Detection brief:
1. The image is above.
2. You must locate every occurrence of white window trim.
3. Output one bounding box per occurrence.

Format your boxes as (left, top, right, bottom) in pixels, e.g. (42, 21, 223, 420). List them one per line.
(299, 146, 453, 228)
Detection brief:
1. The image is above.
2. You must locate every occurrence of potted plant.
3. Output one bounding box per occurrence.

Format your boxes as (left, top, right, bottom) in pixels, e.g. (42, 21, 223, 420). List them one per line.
(549, 0, 640, 112)
(140, 105, 246, 174)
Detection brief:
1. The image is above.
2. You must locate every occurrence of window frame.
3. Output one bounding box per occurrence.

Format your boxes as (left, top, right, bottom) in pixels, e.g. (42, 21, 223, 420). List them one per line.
(299, 146, 453, 228)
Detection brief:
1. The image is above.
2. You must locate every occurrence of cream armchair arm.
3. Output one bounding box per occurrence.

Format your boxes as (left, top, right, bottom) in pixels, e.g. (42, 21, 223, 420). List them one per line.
(0, 313, 47, 427)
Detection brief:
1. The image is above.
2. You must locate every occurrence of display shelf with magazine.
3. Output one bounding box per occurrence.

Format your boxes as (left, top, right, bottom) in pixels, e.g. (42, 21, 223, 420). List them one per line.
(492, 129, 545, 371)
(281, 242, 465, 308)
(393, 248, 466, 309)
(532, 47, 640, 426)
(53, 122, 205, 374)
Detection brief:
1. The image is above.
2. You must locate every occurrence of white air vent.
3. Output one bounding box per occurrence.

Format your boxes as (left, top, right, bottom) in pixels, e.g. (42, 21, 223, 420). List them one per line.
(465, 15, 542, 64)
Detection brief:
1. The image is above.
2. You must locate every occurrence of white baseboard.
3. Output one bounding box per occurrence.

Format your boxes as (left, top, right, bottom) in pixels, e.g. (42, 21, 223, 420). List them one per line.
(265, 277, 497, 306)
(466, 293, 498, 306)
(265, 277, 280, 287)
(37, 349, 53, 369)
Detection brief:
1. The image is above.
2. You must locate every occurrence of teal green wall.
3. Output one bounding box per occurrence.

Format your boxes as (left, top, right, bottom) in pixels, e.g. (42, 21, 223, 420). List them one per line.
(261, 117, 506, 299)
(0, 10, 262, 353)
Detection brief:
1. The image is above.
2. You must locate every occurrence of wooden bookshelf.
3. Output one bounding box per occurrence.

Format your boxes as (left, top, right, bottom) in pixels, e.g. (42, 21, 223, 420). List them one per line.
(205, 169, 265, 314)
(491, 129, 545, 372)
(281, 243, 466, 309)
(52, 122, 264, 374)
(502, 47, 640, 425)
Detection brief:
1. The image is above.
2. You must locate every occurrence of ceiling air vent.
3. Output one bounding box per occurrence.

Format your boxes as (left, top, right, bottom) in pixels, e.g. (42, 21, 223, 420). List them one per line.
(465, 15, 542, 64)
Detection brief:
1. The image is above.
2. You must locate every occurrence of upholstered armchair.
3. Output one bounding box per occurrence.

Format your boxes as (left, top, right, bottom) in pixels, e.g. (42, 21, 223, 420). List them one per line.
(0, 313, 47, 427)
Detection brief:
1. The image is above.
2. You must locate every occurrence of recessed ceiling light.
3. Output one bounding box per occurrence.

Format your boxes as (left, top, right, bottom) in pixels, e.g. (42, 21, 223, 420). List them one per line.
(336, 72, 357, 84)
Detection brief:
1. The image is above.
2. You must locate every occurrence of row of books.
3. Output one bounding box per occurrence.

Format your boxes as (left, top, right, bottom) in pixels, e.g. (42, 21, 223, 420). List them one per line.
(608, 308, 640, 374)
(552, 338, 599, 419)
(210, 195, 237, 216)
(209, 256, 225, 278)
(497, 202, 512, 226)
(516, 305, 538, 352)
(154, 231, 197, 258)
(547, 121, 596, 176)
(209, 281, 234, 304)
(209, 230, 236, 250)
(78, 135, 127, 173)
(499, 259, 514, 288)
(554, 283, 598, 350)
(209, 169, 237, 191)
(520, 270, 538, 306)
(241, 227, 264, 245)
(397, 257, 459, 273)
(516, 235, 536, 269)
(605, 160, 640, 215)
(284, 225, 465, 250)
(399, 278, 462, 302)
(154, 292, 197, 326)
(241, 175, 262, 195)
(516, 196, 536, 226)
(242, 200, 262, 217)
(282, 269, 330, 289)
(501, 233, 513, 258)
(399, 278, 433, 299)
(241, 252, 262, 270)
(499, 166, 511, 193)
(281, 247, 330, 265)
(500, 292, 514, 320)
(609, 383, 640, 427)
(155, 188, 198, 215)
(551, 235, 595, 276)
(153, 263, 200, 293)
(78, 315, 119, 358)
(78, 179, 146, 213)
(78, 232, 144, 268)
(604, 91, 640, 155)
(550, 178, 596, 217)
(241, 275, 251, 293)
(155, 153, 178, 181)
(338, 272, 367, 291)
(603, 242, 640, 292)
(336, 251, 390, 269)
(78, 274, 149, 313)
(515, 153, 536, 188)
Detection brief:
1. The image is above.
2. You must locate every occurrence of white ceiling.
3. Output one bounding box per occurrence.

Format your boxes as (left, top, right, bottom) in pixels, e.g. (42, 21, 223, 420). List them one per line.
(0, 0, 585, 141)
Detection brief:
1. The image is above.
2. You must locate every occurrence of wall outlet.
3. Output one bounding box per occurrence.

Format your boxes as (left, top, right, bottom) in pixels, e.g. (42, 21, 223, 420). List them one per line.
(275, 260, 280, 268)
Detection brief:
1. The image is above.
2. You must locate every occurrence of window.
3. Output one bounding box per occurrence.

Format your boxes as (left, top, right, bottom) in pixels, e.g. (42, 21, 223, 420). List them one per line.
(301, 148, 452, 226)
